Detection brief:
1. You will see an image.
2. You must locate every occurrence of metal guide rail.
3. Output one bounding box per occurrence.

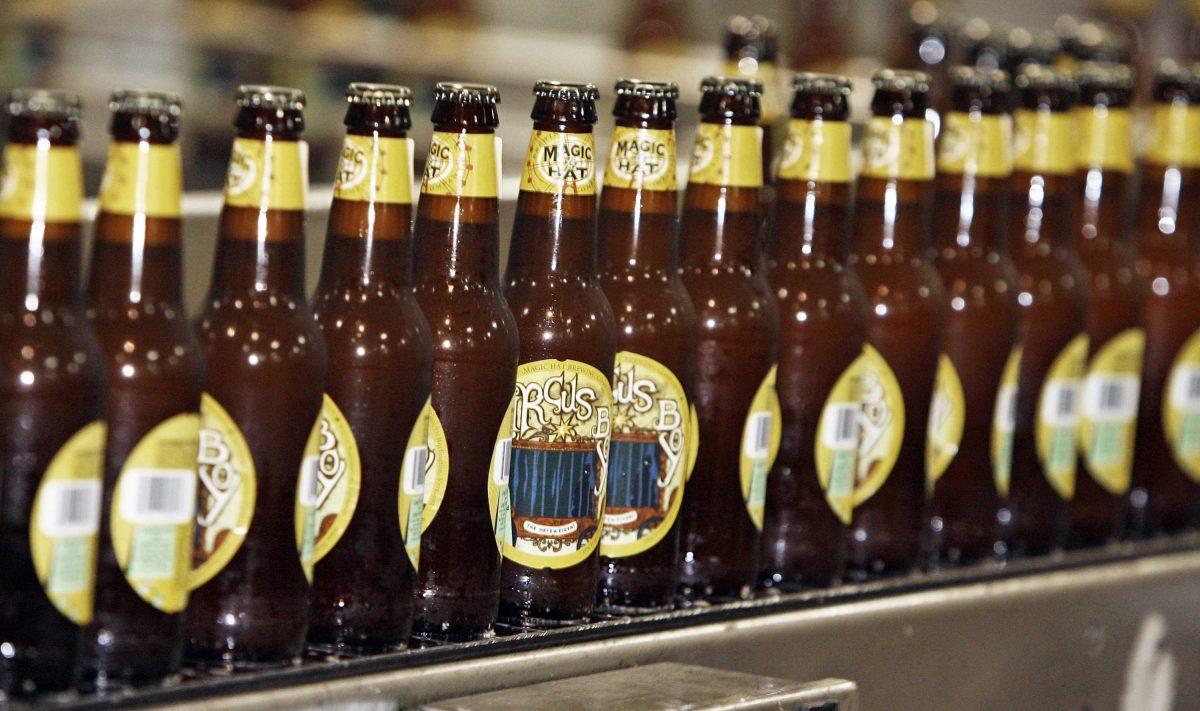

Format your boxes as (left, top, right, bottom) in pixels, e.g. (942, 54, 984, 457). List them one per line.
(15, 533, 1200, 710)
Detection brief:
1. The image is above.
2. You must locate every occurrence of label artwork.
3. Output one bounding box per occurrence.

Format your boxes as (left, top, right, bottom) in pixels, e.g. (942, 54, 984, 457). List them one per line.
(815, 357, 863, 525)
(926, 355, 966, 491)
(191, 394, 256, 590)
(861, 117, 935, 180)
(297, 395, 361, 568)
(1078, 328, 1144, 495)
(1035, 334, 1088, 499)
(1075, 106, 1133, 173)
(99, 142, 183, 218)
(937, 112, 1013, 178)
(110, 413, 198, 614)
(399, 399, 433, 569)
(488, 359, 612, 569)
(992, 347, 1022, 496)
(687, 123, 764, 188)
(1144, 105, 1200, 168)
(333, 134, 413, 204)
(1013, 109, 1075, 175)
(854, 345, 906, 507)
(29, 421, 105, 625)
(601, 352, 689, 558)
(0, 144, 84, 222)
(740, 366, 782, 530)
(422, 131, 500, 198)
(223, 137, 306, 211)
(603, 127, 676, 191)
(777, 119, 853, 183)
(520, 130, 596, 196)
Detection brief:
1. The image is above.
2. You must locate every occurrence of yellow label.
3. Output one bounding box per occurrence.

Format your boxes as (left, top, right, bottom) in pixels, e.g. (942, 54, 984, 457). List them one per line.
(687, 123, 764, 188)
(98, 142, 183, 217)
(740, 366, 782, 530)
(399, 399, 433, 569)
(992, 347, 1022, 496)
(815, 357, 862, 525)
(1014, 109, 1076, 175)
(110, 413, 198, 614)
(0, 143, 83, 222)
(937, 112, 1013, 178)
(223, 137, 306, 210)
(422, 131, 500, 199)
(1078, 328, 1144, 495)
(777, 119, 853, 183)
(1164, 329, 1200, 481)
(191, 394, 256, 590)
(1035, 334, 1088, 499)
(861, 117, 935, 180)
(603, 127, 677, 192)
(488, 359, 612, 570)
(687, 403, 699, 481)
(854, 345, 906, 507)
(29, 421, 105, 625)
(926, 355, 966, 491)
(725, 58, 781, 122)
(602, 352, 690, 558)
(520, 130, 596, 196)
(297, 394, 361, 568)
(333, 134, 412, 205)
(1144, 104, 1200, 168)
(1075, 106, 1133, 173)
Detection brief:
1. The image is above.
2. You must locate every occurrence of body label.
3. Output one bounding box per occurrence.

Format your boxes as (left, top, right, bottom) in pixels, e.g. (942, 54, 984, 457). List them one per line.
(488, 359, 612, 569)
(861, 117, 935, 180)
(399, 399, 433, 569)
(777, 119, 853, 183)
(29, 421, 105, 625)
(815, 357, 863, 525)
(687, 123, 764, 188)
(223, 137, 306, 211)
(741, 366, 782, 530)
(521, 130, 596, 196)
(602, 352, 690, 558)
(191, 394, 256, 590)
(1075, 106, 1133, 173)
(333, 134, 413, 204)
(992, 347, 1022, 496)
(99, 142, 183, 218)
(1144, 104, 1200, 169)
(854, 345, 906, 507)
(110, 413, 198, 614)
(1014, 109, 1075, 175)
(1078, 328, 1144, 494)
(1035, 334, 1088, 499)
(926, 355, 966, 491)
(298, 394, 361, 567)
(0, 144, 83, 222)
(1164, 329, 1200, 481)
(938, 112, 1013, 178)
(604, 127, 676, 191)
(422, 131, 500, 198)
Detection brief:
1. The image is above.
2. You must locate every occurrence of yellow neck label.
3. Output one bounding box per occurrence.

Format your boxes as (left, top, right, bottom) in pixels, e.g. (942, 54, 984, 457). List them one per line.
(603, 127, 677, 192)
(422, 131, 500, 198)
(1014, 109, 1075, 175)
(0, 143, 83, 222)
(334, 134, 412, 205)
(1144, 104, 1200, 169)
(688, 123, 763, 188)
(938, 112, 1013, 178)
(520, 130, 596, 196)
(1075, 106, 1133, 173)
(99, 141, 182, 218)
(223, 137, 306, 211)
(777, 119, 852, 183)
(861, 117, 935, 180)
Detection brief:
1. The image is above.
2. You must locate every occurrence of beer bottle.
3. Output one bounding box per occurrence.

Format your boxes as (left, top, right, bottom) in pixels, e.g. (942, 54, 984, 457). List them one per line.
(0, 89, 105, 696)
(188, 86, 325, 667)
(412, 83, 518, 641)
(1000, 66, 1089, 557)
(308, 84, 433, 652)
(76, 90, 201, 691)
(499, 81, 616, 626)
(925, 68, 1022, 566)
(725, 15, 781, 184)
(760, 73, 865, 589)
(1129, 63, 1200, 536)
(846, 70, 946, 579)
(678, 76, 780, 599)
(596, 79, 698, 611)
(1067, 62, 1143, 548)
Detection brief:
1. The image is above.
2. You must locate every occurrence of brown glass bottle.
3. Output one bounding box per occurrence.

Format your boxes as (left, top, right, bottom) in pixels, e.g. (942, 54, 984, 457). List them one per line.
(308, 84, 432, 653)
(412, 83, 518, 641)
(678, 77, 779, 599)
(725, 15, 781, 185)
(1129, 64, 1200, 536)
(925, 69, 1022, 567)
(76, 90, 201, 692)
(0, 90, 105, 697)
(846, 70, 946, 579)
(1000, 67, 1089, 557)
(596, 79, 698, 611)
(1067, 63, 1143, 548)
(500, 82, 616, 627)
(188, 86, 325, 668)
(760, 74, 864, 589)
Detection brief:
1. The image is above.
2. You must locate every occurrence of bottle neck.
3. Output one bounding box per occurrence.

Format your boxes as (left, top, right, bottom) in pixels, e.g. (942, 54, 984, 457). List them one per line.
(1008, 171, 1076, 250)
(852, 113, 936, 256)
(1133, 163, 1200, 252)
(773, 116, 854, 261)
(932, 110, 1012, 252)
(597, 119, 678, 273)
(680, 118, 763, 267)
(1074, 104, 1133, 248)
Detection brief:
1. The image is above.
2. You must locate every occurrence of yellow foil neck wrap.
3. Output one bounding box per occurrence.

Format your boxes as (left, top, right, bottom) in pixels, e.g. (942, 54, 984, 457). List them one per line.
(0, 142, 84, 222)
(603, 127, 677, 191)
(223, 137, 306, 211)
(937, 112, 1013, 178)
(687, 123, 763, 188)
(1075, 106, 1133, 173)
(422, 131, 500, 198)
(333, 134, 412, 205)
(520, 130, 596, 196)
(99, 141, 183, 218)
(1144, 104, 1200, 169)
(777, 118, 853, 183)
(1013, 109, 1075, 175)
(861, 116, 935, 180)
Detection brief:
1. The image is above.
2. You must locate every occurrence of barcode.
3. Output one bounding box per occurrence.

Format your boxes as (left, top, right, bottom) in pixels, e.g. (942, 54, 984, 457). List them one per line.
(298, 457, 321, 506)
(822, 404, 860, 449)
(403, 445, 428, 496)
(1171, 367, 1200, 413)
(743, 412, 773, 459)
(1084, 375, 1139, 421)
(119, 469, 195, 525)
(39, 480, 102, 537)
(994, 386, 1017, 432)
(492, 438, 512, 485)
(1041, 380, 1080, 428)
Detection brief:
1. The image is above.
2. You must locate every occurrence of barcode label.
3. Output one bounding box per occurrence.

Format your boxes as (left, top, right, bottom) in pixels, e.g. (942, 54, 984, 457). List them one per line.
(1041, 379, 1080, 428)
(118, 469, 196, 525)
(39, 480, 102, 537)
(822, 404, 860, 450)
(298, 457, 321, 507)
(1171, 366, 1200, 413)
(1084, 374, 1139, 422)
(994, 386, 1017, 432)
(492, 438, 512, 485)
(743, 412, 773, 459)
(403, 445, 428, 496)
